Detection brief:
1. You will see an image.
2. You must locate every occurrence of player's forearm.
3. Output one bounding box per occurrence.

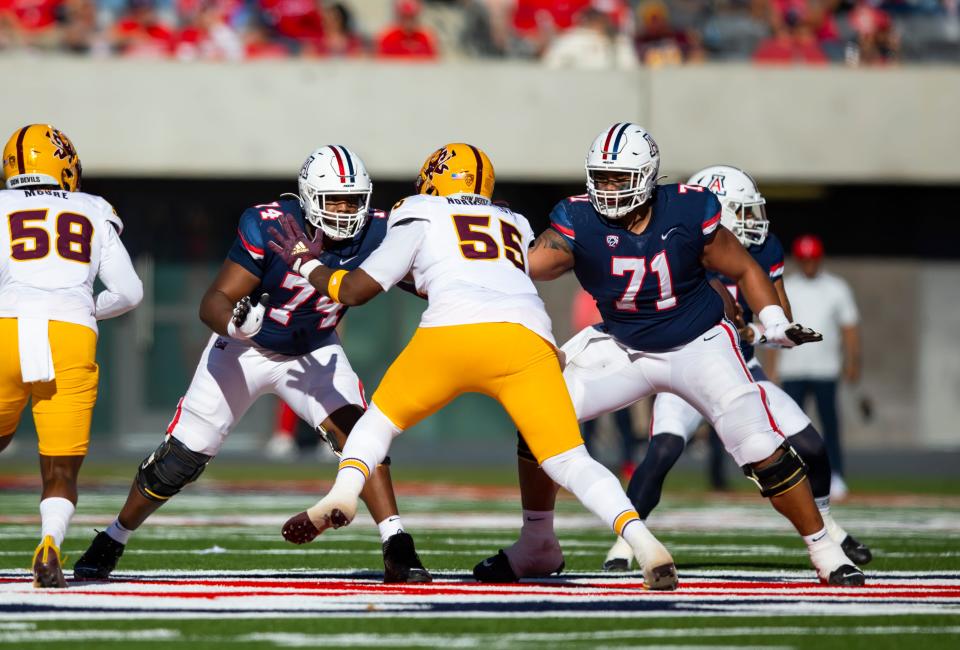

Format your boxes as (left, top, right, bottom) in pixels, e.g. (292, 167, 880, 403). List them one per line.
(842, 325, 861, 381)
(303, 264, 382, 307)
(738, 265, 782, 318)
(199, 289, 236, 335)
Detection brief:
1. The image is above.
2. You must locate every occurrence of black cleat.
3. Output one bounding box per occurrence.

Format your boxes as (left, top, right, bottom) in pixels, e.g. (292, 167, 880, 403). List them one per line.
(472, 549, 565, 583)
(602, 558, 631, 572)
(382, 532, 432, 584)
(473, 550, 518, 583)
(841, 534, 873, 566)
(73, 530, 125, 580)
(826, 564, 866, 587)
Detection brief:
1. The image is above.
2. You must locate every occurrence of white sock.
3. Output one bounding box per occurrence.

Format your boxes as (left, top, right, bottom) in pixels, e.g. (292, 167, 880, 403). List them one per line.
(520, 510, 554, 540)
(39, 497, 75, 548)
(332, 403, 403, 500)
(803, 525, 850, 576)
(377, 515, 404, 544)
(819, 511, 849, 544)
(105, 519, 133, 545)
(540, 445, 640, 535)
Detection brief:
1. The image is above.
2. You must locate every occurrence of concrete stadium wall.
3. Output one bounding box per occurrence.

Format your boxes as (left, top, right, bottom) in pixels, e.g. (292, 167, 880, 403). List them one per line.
(2, 58, 958, 183)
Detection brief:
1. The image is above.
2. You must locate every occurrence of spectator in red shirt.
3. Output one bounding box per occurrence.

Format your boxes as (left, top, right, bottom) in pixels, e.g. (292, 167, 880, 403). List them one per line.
(310, 1, 366, 57)
(0, 0, 62, 48)
(377, 0, 437, 60)
(753, 9, 828, 64)
(112, 0, 175, 58)
(174, 0, 243, 61)
(258, 0, 323, 51)
(243, 12, 292, 58)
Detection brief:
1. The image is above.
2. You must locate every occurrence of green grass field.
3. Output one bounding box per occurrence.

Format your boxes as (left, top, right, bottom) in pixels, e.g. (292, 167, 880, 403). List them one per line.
(1, 459, 958, 649)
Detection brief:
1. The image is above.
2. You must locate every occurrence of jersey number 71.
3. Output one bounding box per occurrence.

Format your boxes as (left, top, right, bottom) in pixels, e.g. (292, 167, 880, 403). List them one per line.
(612, 253, 677, 312)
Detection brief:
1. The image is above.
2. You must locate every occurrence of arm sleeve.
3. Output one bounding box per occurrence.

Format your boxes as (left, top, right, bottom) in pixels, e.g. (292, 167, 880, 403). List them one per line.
(548, 200, 577, 249)
(836, 280, 860, 326)
(226, 209, 266, 277)
(95, 220, 144, 320)
(358, 210, 429, 291)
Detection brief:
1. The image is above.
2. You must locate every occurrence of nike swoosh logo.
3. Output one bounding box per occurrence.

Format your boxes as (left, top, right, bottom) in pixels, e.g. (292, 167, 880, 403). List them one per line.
(525, 517, 545, 522)
(661, 226, 680, 241)
(482, 558, 495, 567)
(703, 332, 721, 341)
(811, 532, 827, 543)
(339, 255, 358, 266)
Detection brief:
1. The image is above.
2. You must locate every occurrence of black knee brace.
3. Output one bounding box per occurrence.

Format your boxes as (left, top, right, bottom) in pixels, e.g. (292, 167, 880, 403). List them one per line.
(742, 441, 808, 498)
(516, 430, 537, 464)
(136, 437, 211, 502)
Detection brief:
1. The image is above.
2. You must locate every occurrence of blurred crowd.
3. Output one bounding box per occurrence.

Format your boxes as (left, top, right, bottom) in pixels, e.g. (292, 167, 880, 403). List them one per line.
(0, 0, 957, 64)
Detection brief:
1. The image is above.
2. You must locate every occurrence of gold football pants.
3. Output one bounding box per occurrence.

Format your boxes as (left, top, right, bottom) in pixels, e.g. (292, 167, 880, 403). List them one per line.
(372, 322, 584, 463)
(0, 318, 98, 456)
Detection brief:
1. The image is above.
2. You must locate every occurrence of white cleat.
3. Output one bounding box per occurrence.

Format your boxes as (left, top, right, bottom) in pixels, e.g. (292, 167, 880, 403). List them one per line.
(602, 536, 634, 572)
(281, 489, 357, 544)
(626, 524, 678, 591)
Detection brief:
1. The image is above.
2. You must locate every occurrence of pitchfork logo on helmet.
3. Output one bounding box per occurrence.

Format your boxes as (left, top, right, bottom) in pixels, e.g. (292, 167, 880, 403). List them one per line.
(3, 124, 82, 191)
(585, 123, 660, 219)
(415, 143, 495, 199)
(688, 165, 768, 246)
(297, 145, 372, 241)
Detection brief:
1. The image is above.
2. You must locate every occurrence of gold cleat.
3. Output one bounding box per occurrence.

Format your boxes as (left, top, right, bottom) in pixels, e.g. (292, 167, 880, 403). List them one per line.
(32, 536, 67, 588)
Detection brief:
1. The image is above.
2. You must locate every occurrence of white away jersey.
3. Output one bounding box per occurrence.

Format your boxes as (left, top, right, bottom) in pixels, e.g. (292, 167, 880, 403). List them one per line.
(0, 188, 142, 333)
(360, 194, 555, 344)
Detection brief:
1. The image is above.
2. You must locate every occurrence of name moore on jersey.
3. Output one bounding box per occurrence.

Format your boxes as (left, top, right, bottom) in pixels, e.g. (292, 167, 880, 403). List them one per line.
(228, 197, 387, 356)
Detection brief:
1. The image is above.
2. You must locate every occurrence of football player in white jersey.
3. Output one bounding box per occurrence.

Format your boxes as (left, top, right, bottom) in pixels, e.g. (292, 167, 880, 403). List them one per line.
(269, 143, 680, 590)
(0, 124, 143, 588)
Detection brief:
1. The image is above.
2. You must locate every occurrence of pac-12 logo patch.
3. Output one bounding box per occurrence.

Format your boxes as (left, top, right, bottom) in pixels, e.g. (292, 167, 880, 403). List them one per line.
(606, 235, 620, 248)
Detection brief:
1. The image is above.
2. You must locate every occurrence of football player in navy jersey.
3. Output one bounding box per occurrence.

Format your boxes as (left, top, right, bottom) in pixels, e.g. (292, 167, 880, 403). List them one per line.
(474, 124, 865, 586)
(73, 146, 431, 584)
(601, 165, 872, 572)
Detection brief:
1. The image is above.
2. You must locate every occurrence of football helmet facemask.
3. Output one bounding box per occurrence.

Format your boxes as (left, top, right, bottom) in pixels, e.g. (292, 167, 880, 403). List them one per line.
(688, 165, 768, 246)
(3, 124, 82, 191)
(415, 143, 495, 199)
(298, 145, 372, 240)
(585, 123, 660, 219)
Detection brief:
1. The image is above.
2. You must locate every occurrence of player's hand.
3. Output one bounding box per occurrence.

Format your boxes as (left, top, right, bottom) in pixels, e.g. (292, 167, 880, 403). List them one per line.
(227, 292, 269, 340)
(759, 322, 823, 348)
(267, 213, 324, 277)
(739, 322, 762, 345)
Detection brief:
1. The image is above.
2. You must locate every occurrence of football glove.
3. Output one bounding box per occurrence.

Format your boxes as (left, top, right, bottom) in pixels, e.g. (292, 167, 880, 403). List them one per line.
(227, 292, 269, 340)
(267, 213, 324, 278)
(757, 305, 822, 348)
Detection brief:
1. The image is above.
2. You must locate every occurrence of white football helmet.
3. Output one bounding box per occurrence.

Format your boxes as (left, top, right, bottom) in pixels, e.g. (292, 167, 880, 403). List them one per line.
(298, 145, 372, 240)
(585, 123, 660, 219)
(688, 165, 768, 246)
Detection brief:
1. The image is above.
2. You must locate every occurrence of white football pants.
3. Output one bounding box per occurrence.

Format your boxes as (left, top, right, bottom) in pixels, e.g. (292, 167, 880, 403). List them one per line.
(562, 321, 783, 467)
(167, 333, 366, 456)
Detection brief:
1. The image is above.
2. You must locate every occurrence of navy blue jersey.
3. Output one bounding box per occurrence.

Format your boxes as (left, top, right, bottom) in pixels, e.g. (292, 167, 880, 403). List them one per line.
(550, 184, 725, 352)
(227, 198, 387, 356)
(708, 232, 785, 362)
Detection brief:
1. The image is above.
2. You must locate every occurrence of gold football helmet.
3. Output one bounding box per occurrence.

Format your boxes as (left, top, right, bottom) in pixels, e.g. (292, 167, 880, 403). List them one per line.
(414, 143, 494, 199)
(3, 124, 82, 191)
